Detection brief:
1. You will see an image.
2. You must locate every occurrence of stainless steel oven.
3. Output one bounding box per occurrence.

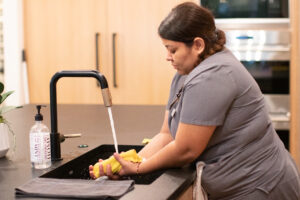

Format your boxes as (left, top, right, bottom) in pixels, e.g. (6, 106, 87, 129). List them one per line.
(199, 0, 291, 149)
(226, 30, 290, 94)
(224, 29, 291, 149)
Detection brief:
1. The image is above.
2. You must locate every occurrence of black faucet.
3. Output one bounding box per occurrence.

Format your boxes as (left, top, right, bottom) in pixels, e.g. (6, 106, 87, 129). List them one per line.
(49, 70, 112, 161)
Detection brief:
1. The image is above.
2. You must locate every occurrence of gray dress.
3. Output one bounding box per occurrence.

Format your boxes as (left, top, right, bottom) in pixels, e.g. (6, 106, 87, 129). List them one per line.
(167, 48, 300, 199)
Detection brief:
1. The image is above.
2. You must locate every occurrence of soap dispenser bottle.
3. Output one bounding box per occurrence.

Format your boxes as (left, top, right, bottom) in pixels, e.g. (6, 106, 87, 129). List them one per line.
(29, 105, 51, 169)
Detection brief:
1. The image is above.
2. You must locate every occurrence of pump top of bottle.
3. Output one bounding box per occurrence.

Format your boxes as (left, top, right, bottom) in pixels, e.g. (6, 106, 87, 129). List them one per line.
(35, 105, 46, 121)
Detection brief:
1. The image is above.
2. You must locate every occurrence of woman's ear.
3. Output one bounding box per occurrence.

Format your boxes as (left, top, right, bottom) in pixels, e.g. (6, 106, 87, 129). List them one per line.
(193, 37, 205, 54)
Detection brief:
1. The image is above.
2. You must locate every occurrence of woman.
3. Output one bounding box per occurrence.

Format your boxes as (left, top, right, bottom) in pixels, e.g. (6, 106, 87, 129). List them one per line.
(90, 2, 300, 199)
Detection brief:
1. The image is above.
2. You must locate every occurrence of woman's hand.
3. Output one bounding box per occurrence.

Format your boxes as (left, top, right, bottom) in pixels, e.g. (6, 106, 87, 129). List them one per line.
(89, 159, 121, 180)
(113, 153, 140, 176)
(89, 153, 141, 179)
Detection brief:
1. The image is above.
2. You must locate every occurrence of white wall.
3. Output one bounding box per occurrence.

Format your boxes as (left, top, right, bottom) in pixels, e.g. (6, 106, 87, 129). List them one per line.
(3, 0, 28, 106)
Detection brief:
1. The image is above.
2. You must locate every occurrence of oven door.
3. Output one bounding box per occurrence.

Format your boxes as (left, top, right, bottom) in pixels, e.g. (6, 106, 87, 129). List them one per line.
(225, 29, 290, 95)
(241, 60, 289, 94)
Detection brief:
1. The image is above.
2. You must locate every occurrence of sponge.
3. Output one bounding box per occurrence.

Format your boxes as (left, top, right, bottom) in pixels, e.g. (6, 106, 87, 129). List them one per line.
(93, 149, 142, 178)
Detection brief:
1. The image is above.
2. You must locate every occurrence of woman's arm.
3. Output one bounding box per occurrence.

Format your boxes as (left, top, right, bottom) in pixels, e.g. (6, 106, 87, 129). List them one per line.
(138, 111, 173, 159)
(89, 110, 173, 179)
(116, 122, 215, 176)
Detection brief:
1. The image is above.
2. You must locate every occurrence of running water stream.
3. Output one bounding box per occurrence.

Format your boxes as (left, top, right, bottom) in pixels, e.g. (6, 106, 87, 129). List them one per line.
(107, 107, 119, 154)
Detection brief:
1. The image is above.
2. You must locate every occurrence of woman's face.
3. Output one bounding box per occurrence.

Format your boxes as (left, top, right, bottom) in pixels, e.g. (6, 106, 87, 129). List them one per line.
(161, 38, 204, 75)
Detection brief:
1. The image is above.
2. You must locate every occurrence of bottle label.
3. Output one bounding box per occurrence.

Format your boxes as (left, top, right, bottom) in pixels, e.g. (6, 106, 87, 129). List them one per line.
(30, 132, 51, 163)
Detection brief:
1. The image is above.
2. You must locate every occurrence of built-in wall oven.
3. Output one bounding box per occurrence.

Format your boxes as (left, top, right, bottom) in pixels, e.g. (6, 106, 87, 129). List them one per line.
(225, 29, 290, 149)
(200, 0, 291, 150)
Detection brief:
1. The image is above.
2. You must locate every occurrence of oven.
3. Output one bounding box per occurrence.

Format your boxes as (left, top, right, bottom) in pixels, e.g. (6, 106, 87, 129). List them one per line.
(224, 29, 291, 150)
(199, 0, 291, 150)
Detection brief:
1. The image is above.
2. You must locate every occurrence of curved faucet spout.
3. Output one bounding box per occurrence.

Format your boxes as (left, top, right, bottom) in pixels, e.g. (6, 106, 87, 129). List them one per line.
(49, 70, 112, 161)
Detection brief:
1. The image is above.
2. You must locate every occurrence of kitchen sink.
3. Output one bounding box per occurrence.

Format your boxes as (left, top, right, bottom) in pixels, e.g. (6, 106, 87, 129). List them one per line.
(40, 144, 165, 185)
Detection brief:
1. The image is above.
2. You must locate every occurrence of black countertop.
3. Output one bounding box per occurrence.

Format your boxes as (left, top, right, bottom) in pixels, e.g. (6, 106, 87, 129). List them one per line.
(0, 104, 195, 200)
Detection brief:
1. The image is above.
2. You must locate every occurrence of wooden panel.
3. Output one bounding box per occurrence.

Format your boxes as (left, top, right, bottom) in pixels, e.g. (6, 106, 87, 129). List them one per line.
(23, 0, 108, 104)
(106, 0, 170, 105)
(106, 0, 153, 104)
(106, 0, 197, 105)
(24, 0, 199, 105)
(290, 0, 300, 169)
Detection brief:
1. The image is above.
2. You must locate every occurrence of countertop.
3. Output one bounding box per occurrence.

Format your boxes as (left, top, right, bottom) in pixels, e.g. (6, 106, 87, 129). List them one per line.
(0, 104, 195, 200)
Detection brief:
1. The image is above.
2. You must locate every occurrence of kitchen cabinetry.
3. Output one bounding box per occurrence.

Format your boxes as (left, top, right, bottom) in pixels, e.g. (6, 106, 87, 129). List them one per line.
(24, 0, 197, 105)
(24, 0, 108, 104)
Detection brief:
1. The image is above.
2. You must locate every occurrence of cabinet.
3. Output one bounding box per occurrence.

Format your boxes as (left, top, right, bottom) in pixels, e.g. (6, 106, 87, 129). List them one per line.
(24, 0, 108, 104)
(24, 0, 197, 105)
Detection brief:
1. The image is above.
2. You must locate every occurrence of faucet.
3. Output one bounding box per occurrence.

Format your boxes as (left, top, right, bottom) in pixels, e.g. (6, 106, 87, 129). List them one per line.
(49, 70, 112, 161)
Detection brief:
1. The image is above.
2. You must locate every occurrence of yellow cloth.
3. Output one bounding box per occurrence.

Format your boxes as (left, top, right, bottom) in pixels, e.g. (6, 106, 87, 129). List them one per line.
(142, 138, 152, 145)
(93, 149, 142, 178)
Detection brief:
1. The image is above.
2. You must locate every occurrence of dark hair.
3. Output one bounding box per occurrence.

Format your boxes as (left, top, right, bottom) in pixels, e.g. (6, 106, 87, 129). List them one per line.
(158, 2, 226, 62)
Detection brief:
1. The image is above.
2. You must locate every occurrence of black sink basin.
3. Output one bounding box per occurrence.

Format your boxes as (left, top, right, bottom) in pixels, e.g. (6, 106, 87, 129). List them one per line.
(41, 144, 164, 185)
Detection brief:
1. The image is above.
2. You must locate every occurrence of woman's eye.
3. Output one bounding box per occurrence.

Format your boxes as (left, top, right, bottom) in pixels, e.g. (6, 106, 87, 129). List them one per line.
(170, 49, 176, 54)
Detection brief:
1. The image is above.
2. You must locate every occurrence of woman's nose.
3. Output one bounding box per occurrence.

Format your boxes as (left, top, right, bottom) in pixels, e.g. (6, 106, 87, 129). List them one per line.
(166, 53, 173, 61)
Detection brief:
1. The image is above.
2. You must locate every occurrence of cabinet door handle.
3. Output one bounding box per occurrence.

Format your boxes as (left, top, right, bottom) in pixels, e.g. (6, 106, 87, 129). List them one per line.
(95, 32, 100, 87)
(95, 32, 100, 71)
(112, 33, 117, 88)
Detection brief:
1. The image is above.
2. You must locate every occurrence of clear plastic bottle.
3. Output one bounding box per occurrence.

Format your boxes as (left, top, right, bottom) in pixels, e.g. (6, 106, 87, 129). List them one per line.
(29, 105, 51, 169)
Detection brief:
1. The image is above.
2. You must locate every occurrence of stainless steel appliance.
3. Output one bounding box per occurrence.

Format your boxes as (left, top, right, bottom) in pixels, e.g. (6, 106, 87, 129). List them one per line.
(199, 0, 291, 149)
(224, 28, 291, 149)
(226, 30, 290, 94)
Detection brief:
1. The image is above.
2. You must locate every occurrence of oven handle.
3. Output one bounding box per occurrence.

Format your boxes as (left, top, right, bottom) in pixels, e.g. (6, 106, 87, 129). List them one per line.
(269, 112, 291, 122)
(236, 35, 254, 40)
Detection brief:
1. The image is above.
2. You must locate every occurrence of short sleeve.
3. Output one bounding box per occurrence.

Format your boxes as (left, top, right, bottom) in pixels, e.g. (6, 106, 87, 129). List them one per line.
(180, 68, 237, 126)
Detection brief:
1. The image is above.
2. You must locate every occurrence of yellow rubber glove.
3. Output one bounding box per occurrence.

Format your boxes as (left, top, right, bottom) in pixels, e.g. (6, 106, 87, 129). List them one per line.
(93, 149, 142, 178)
